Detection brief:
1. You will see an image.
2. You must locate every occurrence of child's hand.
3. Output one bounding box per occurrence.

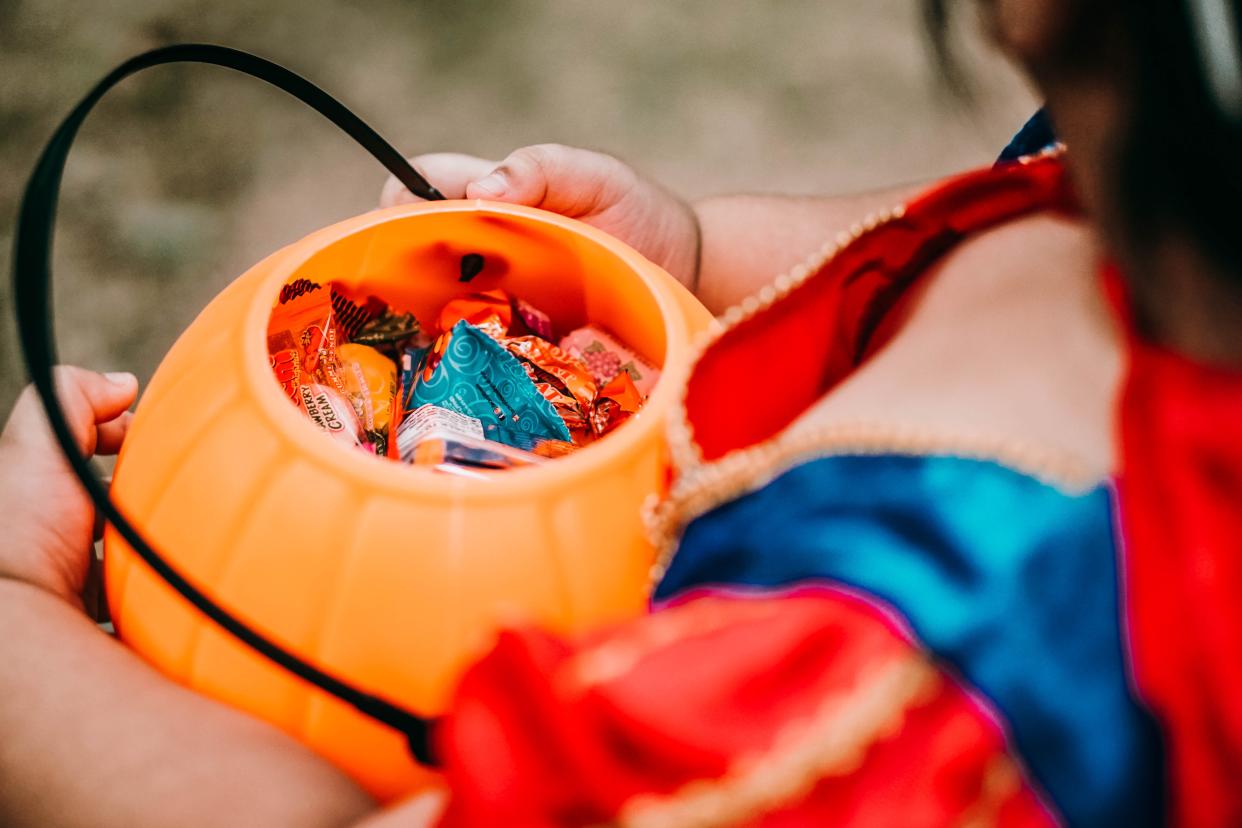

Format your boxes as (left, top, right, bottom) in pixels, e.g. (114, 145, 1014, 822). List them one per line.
(381, 144, 701, 291)
(0, 367, 138, 609)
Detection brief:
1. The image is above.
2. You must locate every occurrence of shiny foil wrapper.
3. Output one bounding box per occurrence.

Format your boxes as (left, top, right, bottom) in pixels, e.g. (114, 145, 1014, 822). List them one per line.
(438, 289, 513, 339)
(501, 335, 598, 434)
(590, 371, 643, 436)
(353, 310, 422, 349)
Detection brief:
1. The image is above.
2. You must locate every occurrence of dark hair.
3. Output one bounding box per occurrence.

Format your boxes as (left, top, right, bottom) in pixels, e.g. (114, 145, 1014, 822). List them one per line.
(926, 0, 1242, 293)
(1119, 2, 1242, 287)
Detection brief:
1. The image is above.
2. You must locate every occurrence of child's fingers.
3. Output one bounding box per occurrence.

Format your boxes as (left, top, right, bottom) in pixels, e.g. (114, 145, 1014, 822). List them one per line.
(1, 367, 138, 456)
(380, 146, 637, 223)
(94, 411, 134, 456)
(55, 367, 138, 436)
(464, 144, 636, 217)
(380, 153, 497, 206)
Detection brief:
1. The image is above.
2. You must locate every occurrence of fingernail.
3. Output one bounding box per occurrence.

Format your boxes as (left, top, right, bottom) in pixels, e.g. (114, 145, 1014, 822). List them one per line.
(471, 171, 508, 198)
(104, 371, 136, 387)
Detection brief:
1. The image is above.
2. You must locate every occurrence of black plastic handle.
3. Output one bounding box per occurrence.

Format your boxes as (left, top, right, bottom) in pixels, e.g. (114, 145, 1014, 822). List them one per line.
(12, 44, 441, 765)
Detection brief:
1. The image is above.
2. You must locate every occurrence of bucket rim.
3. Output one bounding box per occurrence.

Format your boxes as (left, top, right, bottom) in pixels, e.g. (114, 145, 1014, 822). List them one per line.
(241, 198, 694, 502)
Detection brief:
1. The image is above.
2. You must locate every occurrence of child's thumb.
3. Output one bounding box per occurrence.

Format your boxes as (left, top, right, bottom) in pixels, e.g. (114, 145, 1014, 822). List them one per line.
(59, 368, 138, 428)
(465, 144, 633, 217)
(2, 368, 137, 455)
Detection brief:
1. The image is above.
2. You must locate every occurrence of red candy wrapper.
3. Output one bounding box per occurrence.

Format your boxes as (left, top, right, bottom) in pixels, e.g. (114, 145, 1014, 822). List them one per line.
(268, 344, 302, 402)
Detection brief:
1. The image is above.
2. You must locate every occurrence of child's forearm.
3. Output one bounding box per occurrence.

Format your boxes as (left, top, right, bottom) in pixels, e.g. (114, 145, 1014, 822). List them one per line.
(692, 183, 925, 314)
(0, 579, 376, 828)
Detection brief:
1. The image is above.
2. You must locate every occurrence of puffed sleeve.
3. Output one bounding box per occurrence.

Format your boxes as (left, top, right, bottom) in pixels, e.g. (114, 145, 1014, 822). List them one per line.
(434, 592, 1052, 828)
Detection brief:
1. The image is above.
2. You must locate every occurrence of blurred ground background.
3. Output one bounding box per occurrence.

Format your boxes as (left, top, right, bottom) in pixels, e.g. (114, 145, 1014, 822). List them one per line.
(0, 0, 1035, 415)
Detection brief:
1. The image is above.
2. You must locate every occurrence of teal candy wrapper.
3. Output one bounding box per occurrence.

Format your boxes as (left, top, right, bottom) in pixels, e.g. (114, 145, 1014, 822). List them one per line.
(400, 345, 429, 412)
(409, 320, 571, 446)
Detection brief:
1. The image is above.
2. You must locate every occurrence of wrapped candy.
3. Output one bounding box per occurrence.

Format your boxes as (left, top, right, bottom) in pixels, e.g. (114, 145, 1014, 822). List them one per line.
(396, 404, 547, 471)
(267, 282, 345, 393)
(438, 290, 513, 338)
(269, 282, 388, 454)
(399, 346, 430, 414)
(591, 371, 643, 436)
(331, 289, 387, 340)
(268, 344, 302, 403)
(500, 336, 597, 437)
(338, 343, 399, 457)
(484, 423, 576, 458)
(297, 383, 368, 450)
(560, 325, 660, 397)
(270, 276, 651, 469)
(396, 403, 484, 459)
(353, 308, 423, 355)
(277, 277, 321, 304)
(513, 297, 554, 340)
(409, 321, 571, 448)
(438, 289, 558, 341)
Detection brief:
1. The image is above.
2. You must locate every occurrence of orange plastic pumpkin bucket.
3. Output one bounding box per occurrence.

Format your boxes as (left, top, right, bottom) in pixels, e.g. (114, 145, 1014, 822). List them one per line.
(106, 198, 708, 798)
(13, 45, 710, 801)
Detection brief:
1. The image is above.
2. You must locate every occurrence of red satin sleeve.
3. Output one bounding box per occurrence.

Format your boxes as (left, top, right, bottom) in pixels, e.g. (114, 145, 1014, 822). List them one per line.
(1108, 264, 1242, 826)
(434, 592, 1054, 827)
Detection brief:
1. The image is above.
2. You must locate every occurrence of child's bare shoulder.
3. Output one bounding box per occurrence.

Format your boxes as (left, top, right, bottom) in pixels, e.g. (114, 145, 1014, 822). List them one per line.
(794, 214, 1117, 483)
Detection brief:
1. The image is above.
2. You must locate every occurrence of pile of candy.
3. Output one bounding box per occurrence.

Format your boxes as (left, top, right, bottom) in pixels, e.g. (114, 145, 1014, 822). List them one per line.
(267, 278, 659, 476)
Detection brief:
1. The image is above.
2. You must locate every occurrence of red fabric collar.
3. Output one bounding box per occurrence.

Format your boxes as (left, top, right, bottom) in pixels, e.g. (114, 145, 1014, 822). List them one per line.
(683, 153, 1076, 460)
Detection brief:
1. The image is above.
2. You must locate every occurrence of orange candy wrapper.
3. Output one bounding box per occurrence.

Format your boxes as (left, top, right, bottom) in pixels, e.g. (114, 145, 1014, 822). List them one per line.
(439, 289, 556, 341)
(268, 281, 398, 456)
(501, 336, 598, 437)
(267, 281, 346, 399)
(591, 371, 643, 436)
(438, 290, 513, 339)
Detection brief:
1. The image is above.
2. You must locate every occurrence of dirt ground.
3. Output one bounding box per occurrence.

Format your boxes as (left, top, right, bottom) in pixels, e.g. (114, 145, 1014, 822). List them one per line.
(0, 0, 1034, 416)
